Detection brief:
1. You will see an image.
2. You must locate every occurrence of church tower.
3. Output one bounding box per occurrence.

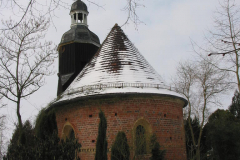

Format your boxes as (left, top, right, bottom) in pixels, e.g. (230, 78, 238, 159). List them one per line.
(57, 0, 100, 95)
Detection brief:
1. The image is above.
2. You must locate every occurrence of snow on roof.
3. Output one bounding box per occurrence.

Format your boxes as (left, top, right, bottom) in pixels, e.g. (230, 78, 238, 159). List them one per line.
(55, 24, 185, 104)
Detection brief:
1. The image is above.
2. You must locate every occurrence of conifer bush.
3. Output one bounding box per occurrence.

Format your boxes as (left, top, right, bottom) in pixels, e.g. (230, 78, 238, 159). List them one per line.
(150, 134, 165, 160)
(95, 110, 108, 160)
(111, 131, 130, 160)
(4, 108, 81, 160)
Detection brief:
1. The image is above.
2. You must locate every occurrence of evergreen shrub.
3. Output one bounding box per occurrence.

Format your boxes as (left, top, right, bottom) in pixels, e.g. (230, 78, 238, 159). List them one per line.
(150, 134, 165, 160)
(111, 131, 130, 160)
(95, 110, 108, 160)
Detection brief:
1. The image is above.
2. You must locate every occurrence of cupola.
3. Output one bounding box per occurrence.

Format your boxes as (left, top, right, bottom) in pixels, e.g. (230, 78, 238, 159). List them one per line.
(70, 0, 88, 27)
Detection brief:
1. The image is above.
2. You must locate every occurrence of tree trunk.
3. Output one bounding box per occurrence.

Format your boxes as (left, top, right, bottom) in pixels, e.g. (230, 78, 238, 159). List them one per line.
(196, 149, 200, 160)
(17, 98, 23, 131)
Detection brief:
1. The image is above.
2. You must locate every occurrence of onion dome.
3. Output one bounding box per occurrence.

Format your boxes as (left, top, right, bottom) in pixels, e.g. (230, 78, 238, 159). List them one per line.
(55, 24, 185, 104)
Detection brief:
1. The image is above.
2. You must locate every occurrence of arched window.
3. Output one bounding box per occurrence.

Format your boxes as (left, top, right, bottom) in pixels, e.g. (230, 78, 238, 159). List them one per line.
(133, 118, 152, 155)
(69, 128, 75, 140)
(62, 124, 75, 141)
(135, 125, 147, 155)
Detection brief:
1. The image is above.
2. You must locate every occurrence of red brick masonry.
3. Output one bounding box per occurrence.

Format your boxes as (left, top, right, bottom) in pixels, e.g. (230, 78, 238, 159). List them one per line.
(55, 94, 187, 160)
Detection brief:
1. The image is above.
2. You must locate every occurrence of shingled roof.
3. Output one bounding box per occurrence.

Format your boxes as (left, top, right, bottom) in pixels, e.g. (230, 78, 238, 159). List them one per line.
(55, 24, 184, 103)
(58, 25, 100, 48)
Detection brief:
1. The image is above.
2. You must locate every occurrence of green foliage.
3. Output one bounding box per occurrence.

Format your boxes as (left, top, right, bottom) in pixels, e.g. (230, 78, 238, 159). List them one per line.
(4, 109, 81, 160)
(59, 137, 81, 160)
(229, 90, 240, 119)
(111, 131, 130, 160)
(5, 120, 36, 160)
(150, 134, 165, 160)
(35, 108, 58, 140)
(184, 117, 209, 160)
(95, 110, 108, 160)
(204, 109, 240, 160)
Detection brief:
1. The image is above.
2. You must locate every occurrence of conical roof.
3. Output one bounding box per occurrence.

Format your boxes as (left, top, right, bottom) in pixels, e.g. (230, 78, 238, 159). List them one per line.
(56, 24, 184, 103)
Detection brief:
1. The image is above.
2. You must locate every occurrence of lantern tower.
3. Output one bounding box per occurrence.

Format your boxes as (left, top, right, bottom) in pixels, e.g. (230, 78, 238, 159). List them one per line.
(57, 0, 100, 95)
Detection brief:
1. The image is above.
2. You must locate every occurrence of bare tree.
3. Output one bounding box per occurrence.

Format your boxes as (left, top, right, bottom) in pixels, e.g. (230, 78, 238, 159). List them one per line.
(172, 57, 231, 160)
(207, 0, 240, 91)
(121, 0, 145, 28)
(0, 16, 57, 131)
(0, 0, 69, 30)
(0, 0, 144, 30)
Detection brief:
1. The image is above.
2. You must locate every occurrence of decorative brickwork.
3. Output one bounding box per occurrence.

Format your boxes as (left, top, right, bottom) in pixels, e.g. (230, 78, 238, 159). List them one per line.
(55, 94, 187, 160)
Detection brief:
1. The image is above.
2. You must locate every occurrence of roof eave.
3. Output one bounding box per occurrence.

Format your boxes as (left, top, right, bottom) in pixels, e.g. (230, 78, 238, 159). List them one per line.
(48, 92, 188, 111)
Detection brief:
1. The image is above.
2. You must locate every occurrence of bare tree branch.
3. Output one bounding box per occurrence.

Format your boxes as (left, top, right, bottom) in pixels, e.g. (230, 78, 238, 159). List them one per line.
(1, 0, 34, 31)
(121, 0, 145, 29)
(0, 16, 57, 131)
(206, 0, 240, 91)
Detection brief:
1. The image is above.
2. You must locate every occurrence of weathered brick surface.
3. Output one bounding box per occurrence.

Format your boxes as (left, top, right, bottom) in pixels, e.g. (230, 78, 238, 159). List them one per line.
(55, 94, 187, 160)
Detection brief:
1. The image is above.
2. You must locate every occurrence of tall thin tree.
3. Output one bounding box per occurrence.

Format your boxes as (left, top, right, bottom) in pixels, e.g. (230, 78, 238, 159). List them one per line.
(173, 57, 230, 160)
(95, 110, 108, 160)
(0, 17, 57, 132)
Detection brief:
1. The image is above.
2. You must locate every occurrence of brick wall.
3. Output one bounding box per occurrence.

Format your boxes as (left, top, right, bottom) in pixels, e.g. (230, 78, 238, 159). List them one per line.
(55, 94, 187, 160)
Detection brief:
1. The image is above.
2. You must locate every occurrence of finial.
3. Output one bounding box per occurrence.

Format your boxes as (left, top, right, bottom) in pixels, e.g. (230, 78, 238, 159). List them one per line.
(114, 23, 118, 27)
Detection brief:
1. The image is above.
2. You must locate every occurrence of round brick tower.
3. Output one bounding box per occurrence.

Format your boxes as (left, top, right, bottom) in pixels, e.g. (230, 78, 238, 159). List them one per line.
(51, 5, 187, 159)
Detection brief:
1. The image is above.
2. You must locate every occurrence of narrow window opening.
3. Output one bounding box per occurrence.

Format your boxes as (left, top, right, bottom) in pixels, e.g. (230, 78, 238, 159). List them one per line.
(92, 140, 95, 143)
(84, 14, 87, 23)
(69, 129, 75, 140)
(135, 125, 146, 155)
(170, 137, 172, 140)
(115, 113, 117, 116)
(74, 13, 76, 20)
(89, 114, 92, 118)
(164, 114, 166, 118)
(78, 13, 83, 22)
(65, 118, 67, 121)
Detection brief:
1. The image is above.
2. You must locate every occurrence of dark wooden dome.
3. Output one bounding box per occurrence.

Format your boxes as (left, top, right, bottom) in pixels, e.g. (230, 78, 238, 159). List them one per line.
(70, 0, 88, 13)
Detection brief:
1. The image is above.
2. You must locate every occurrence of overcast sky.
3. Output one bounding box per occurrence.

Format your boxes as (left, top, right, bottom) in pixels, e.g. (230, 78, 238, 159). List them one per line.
(1, 0, 238, 143)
